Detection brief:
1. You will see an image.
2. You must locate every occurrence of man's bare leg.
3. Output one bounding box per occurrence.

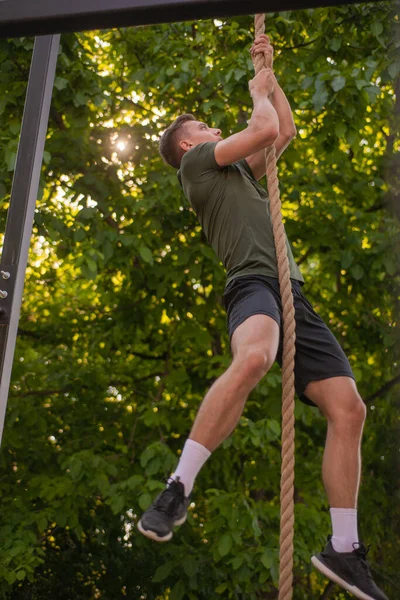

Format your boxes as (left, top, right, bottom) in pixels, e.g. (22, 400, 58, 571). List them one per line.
(305, 376, 366, 551)
(171, 314, 280, 494)
(189, 356, 268, 452)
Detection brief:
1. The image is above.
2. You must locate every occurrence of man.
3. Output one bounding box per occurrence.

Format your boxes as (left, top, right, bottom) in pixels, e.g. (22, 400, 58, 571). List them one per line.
(137, 35, 388, 600)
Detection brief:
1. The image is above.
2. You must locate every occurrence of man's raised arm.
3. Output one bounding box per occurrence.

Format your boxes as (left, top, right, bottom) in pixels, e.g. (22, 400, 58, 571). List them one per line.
(245, 35, 297, 180)
(214, 68, 279, 168)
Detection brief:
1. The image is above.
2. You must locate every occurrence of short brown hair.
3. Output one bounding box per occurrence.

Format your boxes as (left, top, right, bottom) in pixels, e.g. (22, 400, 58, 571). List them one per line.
(159, 114, 195, 169)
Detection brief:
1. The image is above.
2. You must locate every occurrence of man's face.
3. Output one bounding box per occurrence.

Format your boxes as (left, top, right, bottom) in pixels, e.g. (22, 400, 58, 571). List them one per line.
(179, 121, 223, 153)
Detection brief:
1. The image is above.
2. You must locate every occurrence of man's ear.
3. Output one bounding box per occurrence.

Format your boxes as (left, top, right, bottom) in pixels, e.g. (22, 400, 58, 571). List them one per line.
(179, 139, 192, 152)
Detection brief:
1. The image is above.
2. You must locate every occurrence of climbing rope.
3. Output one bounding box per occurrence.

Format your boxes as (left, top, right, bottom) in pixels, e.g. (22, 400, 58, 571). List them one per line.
(252, 14, 296, 600)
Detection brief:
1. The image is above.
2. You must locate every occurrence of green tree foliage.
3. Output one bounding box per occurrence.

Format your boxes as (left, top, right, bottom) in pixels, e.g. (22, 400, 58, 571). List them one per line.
(0, 3, 399, 598)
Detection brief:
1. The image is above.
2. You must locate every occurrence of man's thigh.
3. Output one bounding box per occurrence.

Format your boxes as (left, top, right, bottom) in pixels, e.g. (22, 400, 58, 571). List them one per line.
(224, 276, 281, 362)
(304, 376, 363, 418)
(231, 314, 280, 365)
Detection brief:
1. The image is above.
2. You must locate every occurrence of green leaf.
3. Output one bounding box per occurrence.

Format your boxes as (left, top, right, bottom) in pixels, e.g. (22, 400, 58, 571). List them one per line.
(153, 560, 174, 582)
(73, 229, 86, 242)
(9, 121, 20, 135)
(267, 419, 281, 438)
(139, 245, 154, 265)
(182, 555, 198, 578)
(126, 474, 144, 490)
(341, 250, 354, 269)
(146, 457, 161, 476)
(138, 492, 152, 511)
(4, 572, 16, 585)
(181, 59, 190, 73)
(170, 579, 186, 600)
(388, 61, 400, 79)
(6, 151, 16, 172)
(69, 459, 83, 481)
(331, 75, 346, 92)
(225, 68, 234, 83)
(363, 86, 380, 104)
(215, 583, 229, 594)
(355, 79, 368, 90)
(74, 91, 87, 106)
(370, 21, 383, 38)
(0, 97, 8, 116)
(343, 103, 355, 118)
(120, 234, 135, 247)
(109, 494, 125, 515)
(231, 555, 244, 570)
(328, 38, 341, 52)
(252, 516, 262, 537)
(383, 257, 396, 276)
(218, 533, 232, 557)
(37, 516, 47, 532)
(140, 445, 157, 468)
(334, 122, 347, 138)
(54, 76, 68, 91)
(16, 570, 26, 581)
(259, 569, 269, 584)
(85, 257, 97, 274)
(81, 263, 96, 280)
(78, 207, 96, 219)
(234, 68, 246, 81)
(301, 75, 314, 90)
(261, 549, 274, 569)
(350, 264, 364, 280)
(312, 86, 328, 110)
(347, 129, 358, 146)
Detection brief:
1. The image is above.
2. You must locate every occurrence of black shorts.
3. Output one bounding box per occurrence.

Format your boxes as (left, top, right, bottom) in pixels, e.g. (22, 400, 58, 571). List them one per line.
(223, 275, 355, 407)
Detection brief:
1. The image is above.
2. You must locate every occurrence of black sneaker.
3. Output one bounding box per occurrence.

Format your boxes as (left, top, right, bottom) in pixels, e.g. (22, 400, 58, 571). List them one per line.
(137, 476, 190, 542)
(311, 535, 389, 600)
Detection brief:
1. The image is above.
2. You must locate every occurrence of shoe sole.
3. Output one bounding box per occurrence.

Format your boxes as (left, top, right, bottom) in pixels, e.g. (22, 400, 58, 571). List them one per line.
(311, 555, 376, 600)
(137, 513, 187, 542)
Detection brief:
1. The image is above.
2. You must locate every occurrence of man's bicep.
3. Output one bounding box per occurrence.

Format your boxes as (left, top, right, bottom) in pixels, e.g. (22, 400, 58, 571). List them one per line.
(215, 126, 278, 168)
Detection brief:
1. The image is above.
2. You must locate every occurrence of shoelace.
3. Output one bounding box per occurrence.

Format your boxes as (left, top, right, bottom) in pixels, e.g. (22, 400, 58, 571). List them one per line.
(352, 542, 373, 580)
(153, 476, 185, 517)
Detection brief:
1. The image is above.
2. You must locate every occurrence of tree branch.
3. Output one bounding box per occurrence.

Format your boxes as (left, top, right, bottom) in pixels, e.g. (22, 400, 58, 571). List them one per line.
(283, 38, 318, 51)
(50, 107, 67, 131)
(297, 246, 314, 266)
(128, 350, 168, 361)
(364, 373, 400, 404)
(9, 388, 68, 399)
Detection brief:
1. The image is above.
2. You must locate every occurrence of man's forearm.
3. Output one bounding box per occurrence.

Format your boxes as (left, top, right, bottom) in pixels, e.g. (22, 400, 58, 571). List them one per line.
(248, 92, 280, 134)
(270, 83, 297, 135)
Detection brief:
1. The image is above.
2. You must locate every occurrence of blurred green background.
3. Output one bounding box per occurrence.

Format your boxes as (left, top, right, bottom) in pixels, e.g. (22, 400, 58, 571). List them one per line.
(0, 2, 398, 598)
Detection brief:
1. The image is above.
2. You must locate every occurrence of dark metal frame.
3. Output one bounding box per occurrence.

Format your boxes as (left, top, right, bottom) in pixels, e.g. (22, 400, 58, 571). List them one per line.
(0, 0, 375, 39)
(0, 0, 383, 446)
(0, 35, 60, 445)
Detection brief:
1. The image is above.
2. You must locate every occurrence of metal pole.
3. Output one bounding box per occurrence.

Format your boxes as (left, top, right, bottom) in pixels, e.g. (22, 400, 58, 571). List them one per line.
(0, 34, 60, 447)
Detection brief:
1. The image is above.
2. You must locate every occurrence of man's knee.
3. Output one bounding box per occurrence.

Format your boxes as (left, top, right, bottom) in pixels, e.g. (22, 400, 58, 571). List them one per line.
(306, 377, 367, 429)
(234, 347, 274, 384)
(327, 391, 366, 429)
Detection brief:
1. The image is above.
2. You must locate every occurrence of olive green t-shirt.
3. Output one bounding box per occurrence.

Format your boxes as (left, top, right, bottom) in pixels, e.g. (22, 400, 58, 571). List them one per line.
(177, 141, 304, 287)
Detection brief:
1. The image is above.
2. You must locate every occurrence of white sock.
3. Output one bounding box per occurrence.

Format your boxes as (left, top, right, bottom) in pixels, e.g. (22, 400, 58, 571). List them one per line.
(169, 438, 211, 497)
(330, 507, 359, 553)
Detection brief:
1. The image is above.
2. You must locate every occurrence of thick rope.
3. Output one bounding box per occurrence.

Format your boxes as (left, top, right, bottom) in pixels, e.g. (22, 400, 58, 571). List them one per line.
(252, 14, 296, 600)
